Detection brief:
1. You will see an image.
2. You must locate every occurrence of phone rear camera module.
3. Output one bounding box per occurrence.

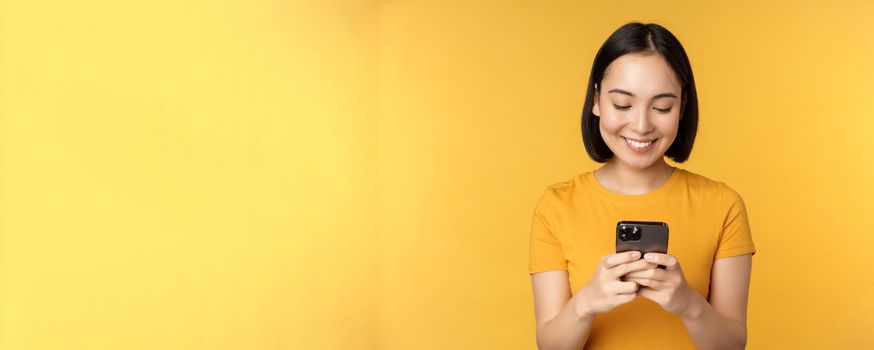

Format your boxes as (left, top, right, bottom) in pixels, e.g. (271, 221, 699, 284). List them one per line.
(619, 225, 641, 241)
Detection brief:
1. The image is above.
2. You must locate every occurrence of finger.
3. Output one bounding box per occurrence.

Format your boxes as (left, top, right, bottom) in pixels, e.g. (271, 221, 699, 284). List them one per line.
(613, 292, 636, 305)
(603, 251, 641, 269)
(643, 253, 680, 271)
(627, 266, 670, 282)
(649, 267, 670, 282)
(624, 277, 665, 289)
(636, 286, 658, 301)
(608, 259, 655, 280)
(623, 264, 660, 279)
(611, 280, 639, 294)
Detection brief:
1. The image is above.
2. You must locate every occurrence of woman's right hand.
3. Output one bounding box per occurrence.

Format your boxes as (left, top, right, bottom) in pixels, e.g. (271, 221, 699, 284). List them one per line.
(573, 251, 656, 317)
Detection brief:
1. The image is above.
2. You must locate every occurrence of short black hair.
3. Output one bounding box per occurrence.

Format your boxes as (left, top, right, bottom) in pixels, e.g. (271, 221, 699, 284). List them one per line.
(581, 22, 698, 163)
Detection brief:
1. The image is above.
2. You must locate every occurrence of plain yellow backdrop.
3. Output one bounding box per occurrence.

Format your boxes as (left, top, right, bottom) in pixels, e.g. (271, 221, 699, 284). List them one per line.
(1, 0, 872, 349)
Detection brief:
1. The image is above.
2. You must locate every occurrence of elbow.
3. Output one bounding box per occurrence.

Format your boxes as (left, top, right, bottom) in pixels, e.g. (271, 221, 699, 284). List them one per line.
(535, 333, 551, 350)
(534, 320, 559, 350)
(735, 338, 747, 350)
(733, 322, 748, 350)
(534, 323, 550, 350)
(535, 321, 585, 350)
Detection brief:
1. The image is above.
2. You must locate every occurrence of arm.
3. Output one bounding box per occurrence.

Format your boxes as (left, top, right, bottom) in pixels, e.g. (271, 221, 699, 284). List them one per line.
(531, 270, 595, 350)
(530, 252, 650, 350)
(625, 253, 753, 349)
(681, 254, 753, 350)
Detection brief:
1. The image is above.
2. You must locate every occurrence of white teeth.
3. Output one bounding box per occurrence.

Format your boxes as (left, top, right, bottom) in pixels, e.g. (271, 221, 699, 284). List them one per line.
(625, 137, 653, 148)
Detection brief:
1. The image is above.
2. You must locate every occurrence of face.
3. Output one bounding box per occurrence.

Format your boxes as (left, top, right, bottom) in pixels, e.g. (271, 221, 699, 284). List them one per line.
(592, 52, 683, 170)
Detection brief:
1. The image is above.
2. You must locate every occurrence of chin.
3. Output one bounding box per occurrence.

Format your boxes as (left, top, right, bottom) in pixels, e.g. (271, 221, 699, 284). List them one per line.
(610, 146, 666, 169)
(621, 159, 656, 170)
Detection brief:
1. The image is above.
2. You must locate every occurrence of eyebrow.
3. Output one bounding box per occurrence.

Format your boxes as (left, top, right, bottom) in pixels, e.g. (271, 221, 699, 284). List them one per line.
(607, 88, 678, 99)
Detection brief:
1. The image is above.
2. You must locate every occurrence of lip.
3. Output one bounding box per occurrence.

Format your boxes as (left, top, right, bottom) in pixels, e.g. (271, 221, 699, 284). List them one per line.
(622, 136, 657, 153)
(622, 136, 657, 142)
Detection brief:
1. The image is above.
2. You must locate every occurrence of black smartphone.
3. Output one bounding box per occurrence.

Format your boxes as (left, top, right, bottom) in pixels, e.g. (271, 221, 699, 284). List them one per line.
(616, 221, 669, 269)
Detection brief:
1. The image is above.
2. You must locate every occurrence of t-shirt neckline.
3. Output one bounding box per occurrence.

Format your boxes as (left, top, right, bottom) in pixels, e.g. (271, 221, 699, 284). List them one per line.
(585, 167, 683, 204)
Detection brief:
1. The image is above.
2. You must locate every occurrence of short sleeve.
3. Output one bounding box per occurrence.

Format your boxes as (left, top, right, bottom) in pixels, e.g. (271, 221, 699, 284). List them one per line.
(715, 184, 757, 260)
(528, 189, 568, 275)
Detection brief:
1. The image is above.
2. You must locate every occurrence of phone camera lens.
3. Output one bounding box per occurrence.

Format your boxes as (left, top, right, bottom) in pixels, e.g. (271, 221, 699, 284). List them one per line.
(619, 225, 641, 241)
(619, 225, 632, 241)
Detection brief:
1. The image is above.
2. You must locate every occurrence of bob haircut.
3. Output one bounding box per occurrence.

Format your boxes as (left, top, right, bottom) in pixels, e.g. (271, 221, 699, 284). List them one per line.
(581, 22, 698, 163)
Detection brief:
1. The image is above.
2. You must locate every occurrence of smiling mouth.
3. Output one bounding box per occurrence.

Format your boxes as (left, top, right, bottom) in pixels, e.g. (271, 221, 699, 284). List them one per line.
(622, 136, 657, 148)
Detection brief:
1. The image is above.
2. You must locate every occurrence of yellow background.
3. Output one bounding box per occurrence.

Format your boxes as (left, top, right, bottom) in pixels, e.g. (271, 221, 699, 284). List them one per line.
(1, 0, 872, 348)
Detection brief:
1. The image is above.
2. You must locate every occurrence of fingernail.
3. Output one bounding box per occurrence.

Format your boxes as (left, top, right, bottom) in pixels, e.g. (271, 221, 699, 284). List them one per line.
(632, 251, 641, 259)
(644, 254, 654, 261)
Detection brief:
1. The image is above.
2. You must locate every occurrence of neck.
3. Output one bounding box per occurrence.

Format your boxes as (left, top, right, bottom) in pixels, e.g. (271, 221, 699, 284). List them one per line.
(595, 158, 675, 195)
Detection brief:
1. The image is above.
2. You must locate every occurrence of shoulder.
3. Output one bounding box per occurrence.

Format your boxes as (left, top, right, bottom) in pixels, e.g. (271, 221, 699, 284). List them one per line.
(678, 168, 746, 208)
(534, 172, 588, 213)
(678, 168, 723, 192)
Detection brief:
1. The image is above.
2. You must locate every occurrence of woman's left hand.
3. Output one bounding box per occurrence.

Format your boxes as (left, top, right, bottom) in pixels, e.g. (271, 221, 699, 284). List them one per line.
(622, 253, 699, 317)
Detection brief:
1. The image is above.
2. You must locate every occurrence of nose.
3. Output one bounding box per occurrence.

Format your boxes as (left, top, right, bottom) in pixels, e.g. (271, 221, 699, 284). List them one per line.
(629, 106, 655, 135)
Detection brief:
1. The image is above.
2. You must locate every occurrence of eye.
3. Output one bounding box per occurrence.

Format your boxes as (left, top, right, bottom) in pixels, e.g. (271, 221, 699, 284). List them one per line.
(653, 107, 673, 113)
(613, 104, 631, 111)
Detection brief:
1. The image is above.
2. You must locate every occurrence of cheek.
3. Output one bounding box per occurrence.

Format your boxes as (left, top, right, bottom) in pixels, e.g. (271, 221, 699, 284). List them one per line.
(597, 114, 625, 135)
(655, 116, 681, 137)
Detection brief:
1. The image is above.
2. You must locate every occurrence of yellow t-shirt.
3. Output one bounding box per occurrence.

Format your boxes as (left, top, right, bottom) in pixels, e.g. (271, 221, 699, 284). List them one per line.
(528, 167, 756, 349)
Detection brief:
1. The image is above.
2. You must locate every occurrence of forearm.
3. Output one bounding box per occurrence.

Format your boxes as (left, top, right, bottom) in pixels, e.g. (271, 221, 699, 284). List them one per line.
(536, 293, 596, 350)
(681, 292, 747, 350)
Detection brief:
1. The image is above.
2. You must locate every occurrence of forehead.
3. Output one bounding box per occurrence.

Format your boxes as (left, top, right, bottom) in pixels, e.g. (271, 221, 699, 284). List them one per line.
(601, 53, 681, 95)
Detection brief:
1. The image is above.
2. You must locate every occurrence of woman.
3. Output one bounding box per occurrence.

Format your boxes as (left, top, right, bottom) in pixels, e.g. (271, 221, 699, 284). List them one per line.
(528, 22, 755, 349)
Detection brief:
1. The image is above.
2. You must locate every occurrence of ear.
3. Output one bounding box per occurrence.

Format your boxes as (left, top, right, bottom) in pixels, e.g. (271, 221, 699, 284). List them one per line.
(592, 83, 601, 117)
